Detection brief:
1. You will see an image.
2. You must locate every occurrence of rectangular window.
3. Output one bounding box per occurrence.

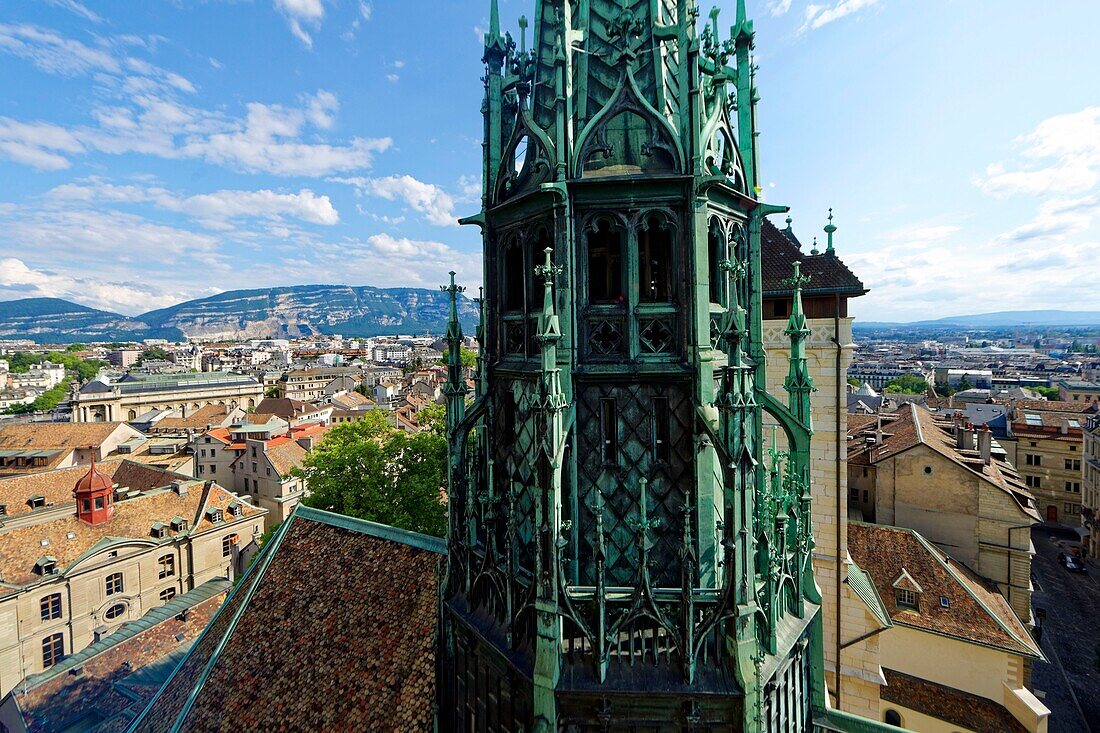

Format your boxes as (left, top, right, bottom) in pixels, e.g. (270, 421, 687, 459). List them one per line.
(105, 572, 124, 596)
(251, 446, 257, 458)
(158, 554, 175, 579)
(1026, 475, 1042, 489)
(1066, 481, 1081, 493)
(41, 633, 64, 669)
(222, 535, 234, 557)
(252, 462, 258, 473)
(895, 589, 918, 610)
(1065, 503, 1082, 516)
(209, 465, 215, 474)
(159, 588, 176, 603)
(198, 464, 205, 474)
(600, 398, 619, 465)
(653, 397, 671, 463)
(39, 593, 62, 622)
(849, 487, 859, 500)
(1026, 454, 1042, 466)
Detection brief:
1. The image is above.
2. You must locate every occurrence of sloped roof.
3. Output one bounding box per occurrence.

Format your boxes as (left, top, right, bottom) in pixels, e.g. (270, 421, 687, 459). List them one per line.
(13, 581, 228, 733)
(152, 405, 236, 431)
(847, 403, 1038, 520)
(0, 422, 133, 450)
(0, 481, 263, 587)
(760, 218, 866, 297)
(0, 459, 185, 518)
(848, 523, 1041, 658)
(266, 439, 308, 477)
(127, 506, 443, 733)
(881, 669, 1029, 733)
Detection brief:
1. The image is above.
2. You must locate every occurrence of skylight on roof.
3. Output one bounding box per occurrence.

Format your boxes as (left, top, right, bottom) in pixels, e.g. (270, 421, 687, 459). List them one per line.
(1069, 419, 1081, 428)
(1025, 413, 1042, 426)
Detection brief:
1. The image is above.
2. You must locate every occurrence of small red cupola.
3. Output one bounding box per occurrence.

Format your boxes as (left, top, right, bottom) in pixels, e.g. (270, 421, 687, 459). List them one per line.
(74, 456, 114, 525)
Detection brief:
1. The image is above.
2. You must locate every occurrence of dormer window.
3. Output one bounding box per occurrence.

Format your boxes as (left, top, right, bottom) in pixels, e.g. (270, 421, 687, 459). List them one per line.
(891, 568, 923, 612)
(0, 504, 7, 516)
(170, 516, 189, 532)
(206, 508, 224, 524)
(34, 556, 58, 576)
(27, 495, 46, 510)
(151, 522, 168, 539)
(228, 502, 243, 518)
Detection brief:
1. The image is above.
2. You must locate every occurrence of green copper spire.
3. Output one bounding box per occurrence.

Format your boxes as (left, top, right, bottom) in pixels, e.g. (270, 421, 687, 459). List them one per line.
(825, 207, 837, 253)
(437, 2, 887, 730)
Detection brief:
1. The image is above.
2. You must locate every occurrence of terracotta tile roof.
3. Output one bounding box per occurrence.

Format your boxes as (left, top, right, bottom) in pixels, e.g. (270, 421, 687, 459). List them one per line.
(253, 398, 323, 420)
(0, 481, 263, 587)
(0, 460, 187, 517)
(152, 405, 236, 431)
(1008, 399, 1098, 414)
(0, 422, 130, 450)
(128, 507, 443, 733)
(760, 218, 866, 297)
(848, 523, 1041, 658)
(13, 581, 228, 733)
(881, 668, 1028, 733)
(266, 439, 308, 477)
(847, 403, 1038, 520)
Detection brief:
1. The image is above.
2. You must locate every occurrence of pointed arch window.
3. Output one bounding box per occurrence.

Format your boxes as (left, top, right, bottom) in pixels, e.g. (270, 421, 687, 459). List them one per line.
(501, 242, 525, 313)
(586, 220, 624, 305)
(637, 215, 673, 303)
(708, 219, 727, 306)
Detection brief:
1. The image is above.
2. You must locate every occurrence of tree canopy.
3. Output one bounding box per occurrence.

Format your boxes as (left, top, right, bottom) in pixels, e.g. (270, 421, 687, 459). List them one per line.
(884, 375, 930, 394)
(5, 351, 105, 382)
(297, 410, 447, 537)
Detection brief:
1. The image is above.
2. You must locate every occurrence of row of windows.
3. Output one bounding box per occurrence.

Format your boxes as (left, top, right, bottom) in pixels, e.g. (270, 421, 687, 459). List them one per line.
(1066, 458, 1082, 471)
(1025, 453, 1042, 466)
(1026, 475, 1042, 489)
(1066, 481, 1082, 493)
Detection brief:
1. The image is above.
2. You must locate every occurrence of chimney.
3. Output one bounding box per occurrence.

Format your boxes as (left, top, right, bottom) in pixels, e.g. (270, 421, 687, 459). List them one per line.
(875, 414, 884, 446)
(978, 428, 992, 465)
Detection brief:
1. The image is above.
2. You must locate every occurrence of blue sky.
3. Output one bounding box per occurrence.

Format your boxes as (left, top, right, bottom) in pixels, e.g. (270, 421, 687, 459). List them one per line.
(0, 0, 1097, 322)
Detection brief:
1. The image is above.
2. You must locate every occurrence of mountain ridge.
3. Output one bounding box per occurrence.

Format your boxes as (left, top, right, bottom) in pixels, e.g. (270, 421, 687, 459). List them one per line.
(0, 286, 479, 343)
(855, 310, 1100, 329)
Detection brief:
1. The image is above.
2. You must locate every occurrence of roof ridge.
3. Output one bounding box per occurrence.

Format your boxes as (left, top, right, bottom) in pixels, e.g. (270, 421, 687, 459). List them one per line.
(128, 511, 299, 733)
(292, 505, 445, 554)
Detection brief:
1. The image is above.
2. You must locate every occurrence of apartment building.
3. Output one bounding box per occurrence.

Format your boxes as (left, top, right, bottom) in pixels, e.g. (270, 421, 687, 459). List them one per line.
(0, 461, 265, 694)
(1010, 403, 1088, 524)
(848, 404, 1040, 625)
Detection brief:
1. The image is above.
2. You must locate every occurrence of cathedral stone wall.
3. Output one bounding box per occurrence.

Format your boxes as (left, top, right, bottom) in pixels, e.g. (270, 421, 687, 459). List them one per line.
(763, 315, 883, 719)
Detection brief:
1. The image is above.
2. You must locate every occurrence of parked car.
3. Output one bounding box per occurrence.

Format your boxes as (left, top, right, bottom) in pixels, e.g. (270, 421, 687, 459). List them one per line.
(1058, 552, 1087, 573)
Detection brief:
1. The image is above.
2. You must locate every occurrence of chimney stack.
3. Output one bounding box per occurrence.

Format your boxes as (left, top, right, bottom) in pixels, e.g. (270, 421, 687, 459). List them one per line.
(978, 428, 992, 465)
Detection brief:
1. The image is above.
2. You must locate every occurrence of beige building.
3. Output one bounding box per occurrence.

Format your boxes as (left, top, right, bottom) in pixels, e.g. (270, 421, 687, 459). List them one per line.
(277, 367, 360, 401)
(1057, 378, 1100, 404)
(0, 422, 144, 478)
(1083, 414, 1100, 557)
(1008, 403, 1087, 525)
(232, 436, 309, 529)
(0, 461, 265, 695)
(71, 372, 263, 423)
(849, 523, 1049, 733)
(848, 404, 1039, 624)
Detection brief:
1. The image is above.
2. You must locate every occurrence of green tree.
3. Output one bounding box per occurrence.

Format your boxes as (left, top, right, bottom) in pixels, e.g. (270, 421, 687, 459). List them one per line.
(1034, 386, 1060, 400)
(955, 375, 974, 392)
(846, 377, 861, 388)
(884, 375, 930, 394)
(297, 411, 447, 536)
(3, 378, 74, 415)
(137, 346, 171, 365)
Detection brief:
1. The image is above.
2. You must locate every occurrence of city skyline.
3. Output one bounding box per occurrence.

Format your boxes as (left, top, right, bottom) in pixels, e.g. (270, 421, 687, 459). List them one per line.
(0, 0, 1097, 322)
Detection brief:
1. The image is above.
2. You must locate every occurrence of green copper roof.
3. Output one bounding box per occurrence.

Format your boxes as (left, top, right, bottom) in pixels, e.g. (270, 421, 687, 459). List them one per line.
(845, 561, 892, 629)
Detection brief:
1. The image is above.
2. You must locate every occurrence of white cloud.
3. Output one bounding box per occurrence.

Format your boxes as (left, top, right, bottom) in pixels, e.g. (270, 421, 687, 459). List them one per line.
(885, 224, 960, 244)
(274, 0, 325, 48)
(770, 0, 794, 16)
(0, 258, 183, 313)
(0, 89, 391, 177)
(0, 23, 118, 76)
(977, 107, 1100, 197)
(800, 0, 880, 32)
(47, 181, 341, 228)
(41, 0, 103, 23)
(386, 73, 399, 83)
(331, 174, 458, 226)
(359, 2, 373, 21)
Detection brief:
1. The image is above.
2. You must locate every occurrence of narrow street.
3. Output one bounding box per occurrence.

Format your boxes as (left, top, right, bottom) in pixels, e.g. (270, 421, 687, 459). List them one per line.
(1031, 526, 1100, 732)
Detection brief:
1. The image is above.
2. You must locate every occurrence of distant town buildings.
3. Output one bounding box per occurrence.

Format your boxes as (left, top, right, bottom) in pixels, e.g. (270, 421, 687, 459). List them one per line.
(70, 372, 264, 423)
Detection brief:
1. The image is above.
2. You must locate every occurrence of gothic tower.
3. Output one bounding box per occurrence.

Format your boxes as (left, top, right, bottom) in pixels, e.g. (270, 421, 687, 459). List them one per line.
(439, 1, 837, 730)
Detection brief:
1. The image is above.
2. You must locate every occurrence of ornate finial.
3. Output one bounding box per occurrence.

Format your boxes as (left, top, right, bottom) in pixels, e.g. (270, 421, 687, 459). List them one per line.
(518, 15, 528, 54)
(824, 208, 837, 253)
(489, 0, 500, 37)
(783, 215, 793, 235)
(781, 260, 811, 291)
(810, 237, 819, 256)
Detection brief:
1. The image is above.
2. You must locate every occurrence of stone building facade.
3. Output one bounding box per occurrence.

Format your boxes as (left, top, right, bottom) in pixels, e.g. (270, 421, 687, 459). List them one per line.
(71, 372, 263, 423)
(0, 465, 265, 695)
